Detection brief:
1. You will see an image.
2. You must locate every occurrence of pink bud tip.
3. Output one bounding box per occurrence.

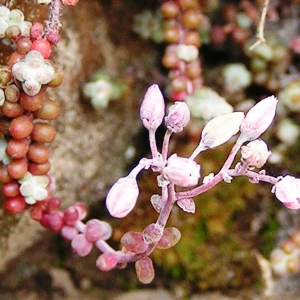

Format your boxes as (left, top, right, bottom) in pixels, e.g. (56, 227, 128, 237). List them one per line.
(240, 95, 278, 141)
(165, 101, 190, 133)
(106, 176, 139, 218)
(140, 84, 165, 131)
(96, 252, 118, 271)
(71, 234, 93, 257)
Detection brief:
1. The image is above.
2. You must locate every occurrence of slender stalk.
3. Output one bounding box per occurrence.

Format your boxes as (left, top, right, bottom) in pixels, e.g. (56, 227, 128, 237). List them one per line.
(162, 129, 172, 160)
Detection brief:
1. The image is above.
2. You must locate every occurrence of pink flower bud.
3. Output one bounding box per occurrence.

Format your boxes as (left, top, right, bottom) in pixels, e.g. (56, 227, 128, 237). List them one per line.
(273, 176, 300, 209)
(71, 233, 93, 257)
(240, 95, 278, 141)
(135, 257, 155, 284)
(165, 101, 190, 133)
(106, 176, 139, 218)
(241, 139, 271, 168)
(85, 219, 112, 242)
(140, 84, 165, 131)
(163, 154, 200, 187)
(96, 252, 118, 271)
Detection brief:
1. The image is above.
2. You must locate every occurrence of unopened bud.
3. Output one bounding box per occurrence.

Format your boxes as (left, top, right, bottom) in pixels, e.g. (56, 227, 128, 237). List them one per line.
(190, 112, 244, 159)
(163, 154, 200, 187)
(240, 95, 278, 141)
(202, 112, 244, 148)
(272, 175, 300, 209)
(140, 84, 165, 131)
(106, 175, 139, 218)
(165, 101, 190, 133)
(241, 139, 271, 168)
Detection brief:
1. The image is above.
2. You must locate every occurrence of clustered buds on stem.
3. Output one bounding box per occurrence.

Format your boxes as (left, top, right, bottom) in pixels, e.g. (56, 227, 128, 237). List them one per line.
(1, 1, 299, 287)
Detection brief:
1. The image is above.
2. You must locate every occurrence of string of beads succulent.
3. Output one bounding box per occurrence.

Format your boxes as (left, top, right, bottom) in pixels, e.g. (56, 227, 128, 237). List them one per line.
(160, 0, 205, 101)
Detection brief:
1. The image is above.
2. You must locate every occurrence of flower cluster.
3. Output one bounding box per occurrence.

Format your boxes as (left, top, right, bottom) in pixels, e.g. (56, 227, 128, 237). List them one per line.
(82, 71, 125, 109)
(12, 50, 55, 96)
(271, 231, 300, 276)
(185, 87, 233, 121)
(18, 171, 50, 205)
(0, 6, 31, 39)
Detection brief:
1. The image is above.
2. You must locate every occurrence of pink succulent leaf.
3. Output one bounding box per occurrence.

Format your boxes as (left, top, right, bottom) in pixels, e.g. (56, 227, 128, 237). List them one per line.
(240, 95, 278, 141)
(140, 84, 165, 131)
(165, 101, 190, 133)
(85, 219, 112, 242)
(96, 252, 118, 271)
(106, 176, 139, 218)
(71, 234, 93, 257)
(73, 202, 88, 220)
(150, 194, 162, 213)
(157, 227, 181, 249)
(121, 231, 148, 254)
(135, 257, 155, 284)
(177, 198, 196, 213)
(142, 223, 163, 244)
(61, 225, 78, 241)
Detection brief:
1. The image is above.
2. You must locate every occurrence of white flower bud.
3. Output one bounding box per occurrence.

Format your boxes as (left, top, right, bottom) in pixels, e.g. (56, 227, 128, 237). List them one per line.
(106, 176, 139, 218)
(241, 139, 271, 168)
